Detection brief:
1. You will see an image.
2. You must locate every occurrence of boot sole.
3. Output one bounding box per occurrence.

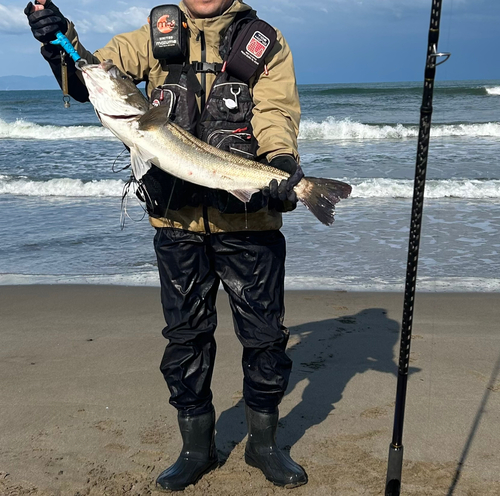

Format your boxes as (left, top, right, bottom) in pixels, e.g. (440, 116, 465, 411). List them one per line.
(156, 459, 219, 492)
(245, 452, 308, 489)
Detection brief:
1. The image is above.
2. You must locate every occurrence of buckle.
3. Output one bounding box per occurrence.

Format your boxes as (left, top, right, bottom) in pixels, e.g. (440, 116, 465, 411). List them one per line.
(192, 62, 223, 74)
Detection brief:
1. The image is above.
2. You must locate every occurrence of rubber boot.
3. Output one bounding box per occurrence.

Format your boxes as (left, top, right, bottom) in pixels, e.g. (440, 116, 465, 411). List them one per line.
(156, 409, 218, 491)
(244, 404, 308, 488)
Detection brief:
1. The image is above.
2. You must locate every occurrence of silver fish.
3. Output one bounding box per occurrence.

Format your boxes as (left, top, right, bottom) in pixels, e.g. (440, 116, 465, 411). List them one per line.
(81, 60, 351, 225)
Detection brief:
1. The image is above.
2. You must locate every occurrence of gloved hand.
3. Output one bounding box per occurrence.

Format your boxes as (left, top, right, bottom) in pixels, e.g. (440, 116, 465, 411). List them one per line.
(263, 155, 304, 203)
(25, 0, 68, 43)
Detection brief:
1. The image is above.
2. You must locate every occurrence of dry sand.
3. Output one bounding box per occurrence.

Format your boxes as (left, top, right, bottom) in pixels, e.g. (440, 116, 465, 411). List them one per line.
(1, 286, 499, 495)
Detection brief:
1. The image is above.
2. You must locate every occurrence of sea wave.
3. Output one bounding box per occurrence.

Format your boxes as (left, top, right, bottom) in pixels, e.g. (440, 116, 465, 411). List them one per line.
(3, 116, 499, 143)
(299, 118, 500, 140)
(300, 85, 494, 97)
(0, 118, 112, 140)
(2, 273, 499, 292)
(1, 176, 498, 200)
(350, 178, 500, 199)
(0, 176, 124, 197)
(486, 86, 500, 95)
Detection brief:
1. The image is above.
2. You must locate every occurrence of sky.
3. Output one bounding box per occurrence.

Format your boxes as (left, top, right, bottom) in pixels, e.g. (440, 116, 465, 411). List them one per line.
(1, 0, 499, 84)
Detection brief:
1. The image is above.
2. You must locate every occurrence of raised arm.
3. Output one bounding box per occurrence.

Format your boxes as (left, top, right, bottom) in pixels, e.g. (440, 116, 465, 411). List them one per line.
(25, 0, 151, 102)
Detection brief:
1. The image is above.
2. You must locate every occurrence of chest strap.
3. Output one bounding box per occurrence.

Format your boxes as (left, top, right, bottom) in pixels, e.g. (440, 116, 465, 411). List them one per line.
(191, 62, 224, 74)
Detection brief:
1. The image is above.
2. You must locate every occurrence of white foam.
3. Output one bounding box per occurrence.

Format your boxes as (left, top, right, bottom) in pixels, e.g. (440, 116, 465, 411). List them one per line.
(299, 117, 500, 140)
(284, 276, 500, 292)
(1, 273, 499, 292)
(350, 178, 500, 199)
(2, 176, 498, 200)
(0, 118, 112, 140)
(0, 177, 124, 197)
(0, 272, 160, 286)
(486, 86, 500, 95)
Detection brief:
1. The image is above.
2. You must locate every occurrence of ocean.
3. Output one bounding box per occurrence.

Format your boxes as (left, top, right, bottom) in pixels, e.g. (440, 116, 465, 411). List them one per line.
(0, 80, 499, 291)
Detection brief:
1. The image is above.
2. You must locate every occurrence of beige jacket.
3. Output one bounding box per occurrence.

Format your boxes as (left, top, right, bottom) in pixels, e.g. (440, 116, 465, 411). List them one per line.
(64, 1, 301, 233)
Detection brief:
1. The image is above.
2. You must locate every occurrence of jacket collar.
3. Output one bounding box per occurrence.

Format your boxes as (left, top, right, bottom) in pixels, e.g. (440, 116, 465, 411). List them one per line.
(179, 1, 253, 48)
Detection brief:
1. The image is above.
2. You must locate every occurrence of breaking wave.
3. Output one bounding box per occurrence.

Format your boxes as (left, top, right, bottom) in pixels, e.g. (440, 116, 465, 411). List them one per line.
(3, 117, 500, 143)
(1, 175, 499, 200)
(486, 86, 500, 95)
(0, 118, 112, 140)
(0, 176, 124, 197)
(299, 118, 500, 140)
(350, 178, 500, 199)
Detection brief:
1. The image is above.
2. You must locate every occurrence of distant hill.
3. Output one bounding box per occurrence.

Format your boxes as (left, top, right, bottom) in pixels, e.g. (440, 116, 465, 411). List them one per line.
(0, 75, 59, 91)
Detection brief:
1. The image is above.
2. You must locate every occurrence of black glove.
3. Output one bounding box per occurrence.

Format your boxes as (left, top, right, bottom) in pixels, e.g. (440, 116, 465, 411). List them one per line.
(263, 155, 304, 203)
(25, 0, 68, 43)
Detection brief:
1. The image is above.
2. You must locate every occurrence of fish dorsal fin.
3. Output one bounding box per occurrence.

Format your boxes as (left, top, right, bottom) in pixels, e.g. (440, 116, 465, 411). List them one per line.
(130, 146, 157, 180)
(137, 106, 170, 131)
(229, 189, 260, 203)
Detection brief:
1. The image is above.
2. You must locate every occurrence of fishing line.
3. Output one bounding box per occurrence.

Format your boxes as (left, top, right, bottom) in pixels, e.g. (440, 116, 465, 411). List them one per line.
(443, 0, 455, 80)
(112, 147, 131, 173)
(154, 177, 178, 253)
(120, 176, 148, 229)
(424, 0, 455, 448)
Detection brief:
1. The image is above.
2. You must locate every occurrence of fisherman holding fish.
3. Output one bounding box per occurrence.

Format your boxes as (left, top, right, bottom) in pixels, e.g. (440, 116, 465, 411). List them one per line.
(26, 0, 350, 490)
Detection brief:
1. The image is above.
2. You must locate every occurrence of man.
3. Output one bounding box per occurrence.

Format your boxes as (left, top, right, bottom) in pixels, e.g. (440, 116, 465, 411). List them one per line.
(26, 0, 307, 491)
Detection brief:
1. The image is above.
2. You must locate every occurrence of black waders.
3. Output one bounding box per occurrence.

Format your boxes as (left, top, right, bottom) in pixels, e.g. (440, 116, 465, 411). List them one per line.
(244, 404, 308, 488)
(156, 409, 218, 491)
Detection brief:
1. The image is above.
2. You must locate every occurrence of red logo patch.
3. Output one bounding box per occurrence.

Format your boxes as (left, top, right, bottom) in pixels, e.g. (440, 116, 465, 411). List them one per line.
(246, 31, 270, 59)
(157, 15, 176, 34)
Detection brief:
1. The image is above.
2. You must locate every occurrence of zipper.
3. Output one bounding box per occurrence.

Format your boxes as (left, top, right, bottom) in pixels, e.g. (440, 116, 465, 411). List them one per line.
(206, 128, 251, 144)
(202, 204, 211, 234)
(200, 31, 206, 110)
(196, 31, 209, 235)
(212, 82, 248, 89)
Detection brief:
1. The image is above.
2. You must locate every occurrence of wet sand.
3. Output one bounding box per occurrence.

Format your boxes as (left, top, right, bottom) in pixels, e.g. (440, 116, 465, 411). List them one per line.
(1, 286, 499, 495)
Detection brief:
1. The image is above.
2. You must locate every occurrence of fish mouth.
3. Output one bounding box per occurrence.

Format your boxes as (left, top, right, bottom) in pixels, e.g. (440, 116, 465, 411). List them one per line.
(97, 110, 143, 120)
(80, 59, 148, 119)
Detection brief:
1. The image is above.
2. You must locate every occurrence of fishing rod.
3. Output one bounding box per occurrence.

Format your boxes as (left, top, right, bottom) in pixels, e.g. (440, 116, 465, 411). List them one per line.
(385, 1, 450, 495)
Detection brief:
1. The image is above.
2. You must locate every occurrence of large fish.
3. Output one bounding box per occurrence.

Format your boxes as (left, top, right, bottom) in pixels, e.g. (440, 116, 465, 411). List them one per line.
(81, 60, 351, 225)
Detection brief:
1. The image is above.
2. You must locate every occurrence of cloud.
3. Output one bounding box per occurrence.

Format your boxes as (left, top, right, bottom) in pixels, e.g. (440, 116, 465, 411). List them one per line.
(0, 4, 29, 35)
(73, 6, 150, 34)
(253, 0, 471, 17)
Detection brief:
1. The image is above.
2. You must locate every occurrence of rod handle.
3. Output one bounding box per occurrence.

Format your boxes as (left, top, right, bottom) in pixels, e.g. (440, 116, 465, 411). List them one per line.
(385, 444, 404, 496)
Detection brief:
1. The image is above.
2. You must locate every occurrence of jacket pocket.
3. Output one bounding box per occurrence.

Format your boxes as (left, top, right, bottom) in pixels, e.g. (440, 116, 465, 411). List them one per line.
(203, 81, 254, 124)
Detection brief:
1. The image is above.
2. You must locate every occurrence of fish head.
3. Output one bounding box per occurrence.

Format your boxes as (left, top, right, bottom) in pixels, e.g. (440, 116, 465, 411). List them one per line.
(81, 60, 149, 117)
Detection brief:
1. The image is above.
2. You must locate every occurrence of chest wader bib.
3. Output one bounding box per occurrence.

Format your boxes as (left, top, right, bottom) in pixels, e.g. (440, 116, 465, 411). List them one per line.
(137, 6, 284, 218)
(147, 6, 292, 415)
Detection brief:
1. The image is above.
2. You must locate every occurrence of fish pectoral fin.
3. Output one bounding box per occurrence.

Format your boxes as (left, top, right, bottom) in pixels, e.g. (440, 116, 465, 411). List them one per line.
(130, 146, 157, 180)
(229, 189, 260, 203)
(137, 106, 170, 131)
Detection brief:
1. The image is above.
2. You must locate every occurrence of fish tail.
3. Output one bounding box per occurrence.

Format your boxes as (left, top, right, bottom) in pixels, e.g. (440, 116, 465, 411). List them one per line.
(295, 177, 352, 225)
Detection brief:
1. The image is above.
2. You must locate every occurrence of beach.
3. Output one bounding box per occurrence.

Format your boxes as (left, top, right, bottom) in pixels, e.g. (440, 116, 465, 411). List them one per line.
(1, 286, 499, 495)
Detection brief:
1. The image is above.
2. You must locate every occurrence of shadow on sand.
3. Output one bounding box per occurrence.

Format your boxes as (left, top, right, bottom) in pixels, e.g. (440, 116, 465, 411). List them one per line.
(216, 306, 419, 460)
(446, 352, 500, 496)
